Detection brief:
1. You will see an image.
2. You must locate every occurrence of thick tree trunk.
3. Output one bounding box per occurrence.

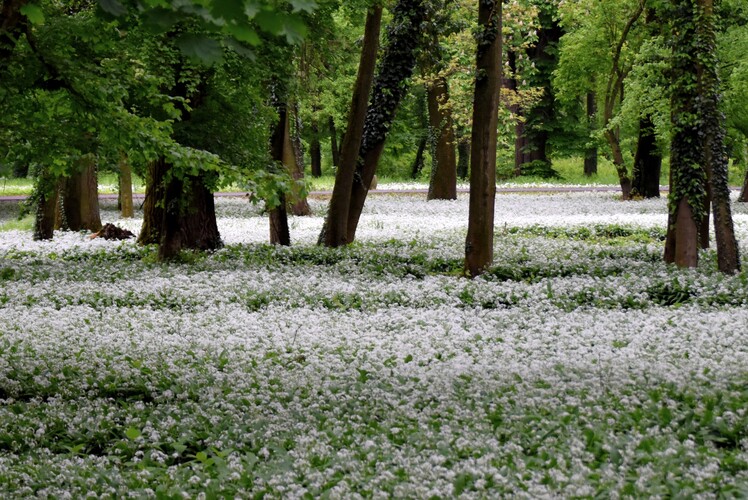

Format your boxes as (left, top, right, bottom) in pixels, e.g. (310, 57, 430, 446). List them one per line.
(62, 154, 102, 232)
(631, 116, 661, 198)
(329, 116, 341, 169)
(318, 6, 382, 247)
(310, 119, 322, 178)
(666, 0, 707, 269)
(584, 92, 598, 176)
(158, 172, 222, 260)
(465, 0, 501, 278)
(119, 152, 134, 218)
(345, 0, 427, 242)
(427, 76, 457, 200)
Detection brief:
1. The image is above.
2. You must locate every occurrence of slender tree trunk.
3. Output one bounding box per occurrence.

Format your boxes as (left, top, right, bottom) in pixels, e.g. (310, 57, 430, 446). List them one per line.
(119, 152, 134, 218)
(287, 103, 311, 216)
(631, 116, 662, 198)
(411, 137, 427, 179)
(310, 119, 322, 178)
(465, 0, 501, 278)
(457, 136, 470, 180)
(699, 0, 740, 272)
(345, 0, 427, 242)
(329, 116, 341, 169)
(62, 154, 102, 232)
(318, 6, 383, 247)
(605, 129, 633, 199)
(739, 170, 748, 202)
(427, 76, 457, 200)
(410, 86, 428, 179)
(584, 92, 598, 176)
(33, 171, 58, 241)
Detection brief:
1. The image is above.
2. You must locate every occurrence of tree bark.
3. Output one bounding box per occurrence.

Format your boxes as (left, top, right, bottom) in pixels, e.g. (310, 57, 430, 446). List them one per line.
(33, 172, 58, 241)
(631, 116, 661, 198)
(465, 0, 501, 278)
(119, 152, 134, 218)
(62, 154, 102, 232)
(699, 0, 740, 272)
(310, 119, 322, 178)
(158, 171, 222, 260)
(286, 103, 311, 216)
(603, 3, 644, 200)
(584, 92, 598, 176)
(345, 0, 427, 242)
(329, 116, 341, 169)
(427, 76, 457, 200)
(666, 0, 707, 269)
(457, 136, 470, 180)
(318, 6, 383, 247)
(138, 158, 166, 246)
(739, 170, 748, 202)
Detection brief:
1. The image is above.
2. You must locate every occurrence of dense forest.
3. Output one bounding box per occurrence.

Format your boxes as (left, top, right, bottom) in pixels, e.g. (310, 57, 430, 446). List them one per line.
(1, 0, 747, 273)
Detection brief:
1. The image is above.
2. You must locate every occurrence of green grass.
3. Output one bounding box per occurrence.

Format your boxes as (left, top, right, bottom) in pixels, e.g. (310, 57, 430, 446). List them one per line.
(1, 156, 744, 196)
(0, 214, 33, 232)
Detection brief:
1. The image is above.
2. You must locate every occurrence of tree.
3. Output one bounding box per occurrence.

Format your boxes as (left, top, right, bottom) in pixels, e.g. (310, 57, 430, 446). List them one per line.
(665, 0, 740, 273)
(465, 0, 501, 278)
(318, 5, 383, 248)
(343, 0, 427, 242)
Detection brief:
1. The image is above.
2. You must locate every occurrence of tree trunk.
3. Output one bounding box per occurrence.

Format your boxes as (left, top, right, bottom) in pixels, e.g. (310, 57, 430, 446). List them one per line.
(286, 103, 311, 216)
(269, 193, 290, 245)
(739, 170, 748, 202)
(33, 172, 58, 241)
(119, 152, 134, 218)
(666, 0, 707, 269)
(138, 158, 166, 246)
(699, 0, 740, 272)
(329, 116, 341, 169)
(427, 76, 457, 200)
(410, 136, 427, 179)
(631, 116, 661, 198)
(310, 119, 322, 178)
(584, 92, 598, 176)
(62, 154, 102, 232)
(465, 0, 501, 278)
(345, 0, 427, 242)
(318, 6, 383, 247)
(605, 129, 633, 200)
(158, 172, 222, 261)
(457, 136, 470, 180)
(517, 6, 562, 178)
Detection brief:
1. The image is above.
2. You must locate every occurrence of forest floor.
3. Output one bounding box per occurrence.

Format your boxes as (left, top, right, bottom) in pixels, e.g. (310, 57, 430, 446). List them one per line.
(1, 192, 748, 497)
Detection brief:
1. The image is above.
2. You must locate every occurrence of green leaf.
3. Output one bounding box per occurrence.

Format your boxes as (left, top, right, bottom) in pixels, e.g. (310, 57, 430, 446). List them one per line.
(20, 4, 45, 25)
(98, 0, 127, 16)
(125, 427, 141, 440)
(175, 35, 223, 65)
(289, 0, 317, 13)
(226, 23, 261, 45)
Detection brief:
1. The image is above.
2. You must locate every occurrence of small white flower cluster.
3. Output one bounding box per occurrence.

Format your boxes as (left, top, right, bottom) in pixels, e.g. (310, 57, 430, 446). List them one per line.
(1, 191, 748, 497)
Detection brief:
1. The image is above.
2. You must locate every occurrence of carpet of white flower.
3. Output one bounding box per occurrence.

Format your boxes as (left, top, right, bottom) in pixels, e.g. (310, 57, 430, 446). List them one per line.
(2, 192, 748, 498)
